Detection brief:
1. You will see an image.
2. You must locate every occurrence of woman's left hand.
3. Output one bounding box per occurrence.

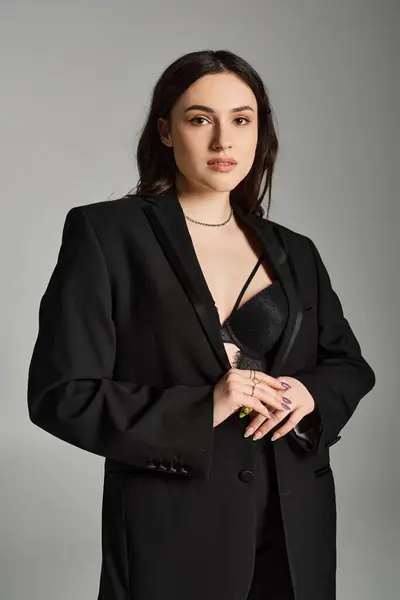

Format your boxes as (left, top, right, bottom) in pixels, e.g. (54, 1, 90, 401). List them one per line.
(243, 376, 316, 441)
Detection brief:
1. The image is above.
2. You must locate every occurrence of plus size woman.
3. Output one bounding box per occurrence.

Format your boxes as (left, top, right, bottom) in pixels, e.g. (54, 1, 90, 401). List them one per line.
(27, 49, 376, 600)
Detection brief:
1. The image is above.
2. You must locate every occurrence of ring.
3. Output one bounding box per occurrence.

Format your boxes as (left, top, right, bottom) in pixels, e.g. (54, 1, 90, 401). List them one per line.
(251, 369, 260, 386)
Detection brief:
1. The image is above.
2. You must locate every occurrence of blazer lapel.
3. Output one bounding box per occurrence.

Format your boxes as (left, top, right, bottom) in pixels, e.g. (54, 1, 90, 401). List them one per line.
(141, 188, 303, 378)
(233, 203, 304, 378)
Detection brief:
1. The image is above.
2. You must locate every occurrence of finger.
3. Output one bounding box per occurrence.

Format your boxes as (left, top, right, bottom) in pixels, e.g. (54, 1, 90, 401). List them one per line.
(243, 412, 268, 438)
(248, 408, 288, 439)
(238, 392, 276, 421)
(231, 368, 288, 391)
(234, 378, 292, 419)
(231, 372, 288, 418)
(251, 409, 307, 441)
(271, 410, 308, 441)
(248, 382, 292, 413)
(230, 381, 269, 419)
(232, 385, 274, 421)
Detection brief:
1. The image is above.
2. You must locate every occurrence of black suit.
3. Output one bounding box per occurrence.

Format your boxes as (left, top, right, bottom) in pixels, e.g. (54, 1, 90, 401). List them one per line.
(27, 188, 376, 600)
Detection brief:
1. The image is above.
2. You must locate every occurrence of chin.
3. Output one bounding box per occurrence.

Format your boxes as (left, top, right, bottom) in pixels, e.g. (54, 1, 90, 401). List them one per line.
(202, 175, 243, 192)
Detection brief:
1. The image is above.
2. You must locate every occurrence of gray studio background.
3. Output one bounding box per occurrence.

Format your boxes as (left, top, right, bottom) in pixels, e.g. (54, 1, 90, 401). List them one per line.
(1, 1, 398, 598)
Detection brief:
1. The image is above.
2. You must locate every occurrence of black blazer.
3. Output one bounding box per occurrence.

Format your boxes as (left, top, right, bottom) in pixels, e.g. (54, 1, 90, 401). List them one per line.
(27, 188, 376, 600)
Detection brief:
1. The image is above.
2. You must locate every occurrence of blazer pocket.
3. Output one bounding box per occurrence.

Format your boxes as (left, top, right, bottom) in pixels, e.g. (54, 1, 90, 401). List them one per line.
(314, 464, 332, 478)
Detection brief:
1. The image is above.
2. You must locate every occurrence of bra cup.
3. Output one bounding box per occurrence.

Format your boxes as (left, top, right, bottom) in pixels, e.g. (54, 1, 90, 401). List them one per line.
(221, 281, 288, 357)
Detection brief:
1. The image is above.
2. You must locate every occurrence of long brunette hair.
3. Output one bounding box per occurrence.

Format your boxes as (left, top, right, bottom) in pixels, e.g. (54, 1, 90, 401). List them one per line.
(127, 49, 279, 218)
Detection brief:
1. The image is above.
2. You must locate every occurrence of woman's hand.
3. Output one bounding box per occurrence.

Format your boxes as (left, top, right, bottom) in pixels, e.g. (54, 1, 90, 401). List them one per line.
(242, 376, 316, 441)
(213, 368, 291, 428)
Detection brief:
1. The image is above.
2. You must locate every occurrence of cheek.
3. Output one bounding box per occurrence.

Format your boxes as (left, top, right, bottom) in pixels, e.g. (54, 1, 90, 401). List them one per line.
(172, 135, 202, 172)
(238, 149, 257, 179)
(239, 132, 258, 163)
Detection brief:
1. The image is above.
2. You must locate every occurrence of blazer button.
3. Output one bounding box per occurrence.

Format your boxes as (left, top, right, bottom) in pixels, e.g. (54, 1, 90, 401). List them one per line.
(239, 470, 253, 483)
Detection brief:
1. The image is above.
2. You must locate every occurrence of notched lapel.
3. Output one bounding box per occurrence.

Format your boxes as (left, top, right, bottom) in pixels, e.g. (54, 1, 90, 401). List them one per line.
(141, 189, 303, 379)
(232, 203, 304, 377)
(142, 191, 231, 374)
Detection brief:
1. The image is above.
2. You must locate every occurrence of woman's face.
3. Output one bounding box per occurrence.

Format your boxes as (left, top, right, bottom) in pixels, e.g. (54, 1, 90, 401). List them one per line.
(158, 72, 259, 195)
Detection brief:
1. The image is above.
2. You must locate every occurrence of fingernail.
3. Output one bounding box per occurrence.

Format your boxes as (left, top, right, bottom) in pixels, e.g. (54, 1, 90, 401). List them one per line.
(281, 402, 291, 410)
(268, 411, 275, 418)
(282, 396, 292, 404)
(281, 382, 291, 389)
(271, 432, 281, 441)
(253, 432, 262, 440)
(244, 427, 254, 438)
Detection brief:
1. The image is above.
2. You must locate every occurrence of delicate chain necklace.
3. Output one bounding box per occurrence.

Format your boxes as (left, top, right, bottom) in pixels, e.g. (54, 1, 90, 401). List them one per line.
(183, 205, 234, 227)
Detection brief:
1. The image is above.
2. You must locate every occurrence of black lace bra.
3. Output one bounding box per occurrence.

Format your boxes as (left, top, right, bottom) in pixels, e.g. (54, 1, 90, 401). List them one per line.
(218, 249, 319, 445)
(219, 249, 289, 371)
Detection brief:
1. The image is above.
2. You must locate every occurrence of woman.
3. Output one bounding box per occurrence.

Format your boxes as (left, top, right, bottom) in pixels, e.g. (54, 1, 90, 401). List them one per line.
(27, 49, 376, 600)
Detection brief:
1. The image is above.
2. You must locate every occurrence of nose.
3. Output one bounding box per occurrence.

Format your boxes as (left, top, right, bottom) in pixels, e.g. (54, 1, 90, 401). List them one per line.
(212, 140, 232, 151)
(211, 124, 232, 151)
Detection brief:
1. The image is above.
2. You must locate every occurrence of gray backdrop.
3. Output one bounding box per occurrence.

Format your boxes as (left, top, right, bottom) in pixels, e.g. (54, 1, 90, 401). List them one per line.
(2, 0, 398, 598)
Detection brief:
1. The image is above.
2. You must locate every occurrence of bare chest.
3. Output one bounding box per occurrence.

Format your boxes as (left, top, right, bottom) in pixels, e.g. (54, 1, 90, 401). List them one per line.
(188, 228, 276, 327)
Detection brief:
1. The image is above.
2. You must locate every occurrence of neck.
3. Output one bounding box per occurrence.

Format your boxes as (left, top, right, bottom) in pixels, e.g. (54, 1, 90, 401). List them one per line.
(177, 191, 232, 223)
(175, 176, 232, 224)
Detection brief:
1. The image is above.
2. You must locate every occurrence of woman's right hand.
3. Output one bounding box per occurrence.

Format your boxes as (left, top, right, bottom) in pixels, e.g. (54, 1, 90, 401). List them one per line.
(212, 368, 290, 428)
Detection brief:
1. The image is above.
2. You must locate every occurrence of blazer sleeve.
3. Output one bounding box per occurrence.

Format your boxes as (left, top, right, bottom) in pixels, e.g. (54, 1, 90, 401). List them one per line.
(27, 207, 215, 478)
(293, 421, 321, 445)
(289, 237, 376, 455)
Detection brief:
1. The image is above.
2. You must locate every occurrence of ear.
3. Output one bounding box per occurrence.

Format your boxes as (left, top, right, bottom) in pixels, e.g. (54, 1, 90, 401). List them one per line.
(157, 117, 173, 147)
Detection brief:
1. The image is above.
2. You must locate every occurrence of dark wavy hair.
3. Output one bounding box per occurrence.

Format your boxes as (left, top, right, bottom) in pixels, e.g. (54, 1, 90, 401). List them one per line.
(126, 49, 279, 218)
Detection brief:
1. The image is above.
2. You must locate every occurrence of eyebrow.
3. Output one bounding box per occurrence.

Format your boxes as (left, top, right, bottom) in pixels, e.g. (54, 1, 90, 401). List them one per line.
(183, 104, 255, 114)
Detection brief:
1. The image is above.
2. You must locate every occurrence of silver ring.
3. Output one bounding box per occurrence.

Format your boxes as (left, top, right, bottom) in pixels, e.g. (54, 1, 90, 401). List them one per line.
(251, 369, 260, 386)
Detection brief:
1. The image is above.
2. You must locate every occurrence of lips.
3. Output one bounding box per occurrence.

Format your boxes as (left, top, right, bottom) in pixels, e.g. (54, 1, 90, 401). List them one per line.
(207, 158, 237, 165)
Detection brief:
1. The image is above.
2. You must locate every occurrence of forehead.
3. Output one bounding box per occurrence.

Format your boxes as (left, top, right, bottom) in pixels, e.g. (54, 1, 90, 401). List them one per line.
(175, 72, 257, 111)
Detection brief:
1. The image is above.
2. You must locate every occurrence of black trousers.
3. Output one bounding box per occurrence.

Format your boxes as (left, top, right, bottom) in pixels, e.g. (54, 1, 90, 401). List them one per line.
(246, 437, 295, 600)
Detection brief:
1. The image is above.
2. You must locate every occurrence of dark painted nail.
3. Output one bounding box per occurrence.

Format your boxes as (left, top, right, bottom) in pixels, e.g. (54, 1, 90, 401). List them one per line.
(281, 382, 291, 389)
(268, 411, 275, 418)
(281, 402, 291, 410)
(282, 396, 292, 404)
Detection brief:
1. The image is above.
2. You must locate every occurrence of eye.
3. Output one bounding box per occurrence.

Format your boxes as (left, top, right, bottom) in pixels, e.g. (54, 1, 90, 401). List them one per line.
(234, 117, 250, 125)
(188, 116, 251, 126)
(189, 117, 209, 126)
